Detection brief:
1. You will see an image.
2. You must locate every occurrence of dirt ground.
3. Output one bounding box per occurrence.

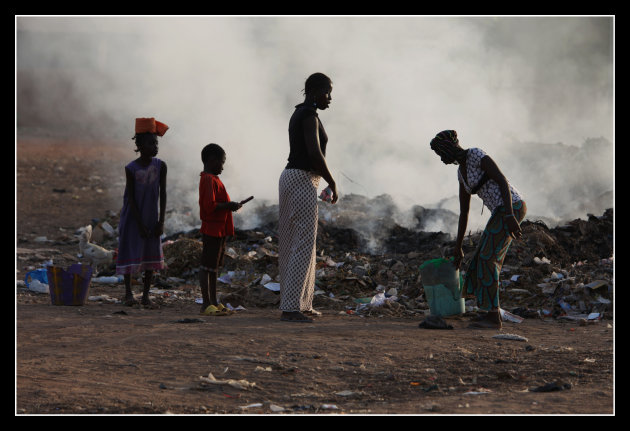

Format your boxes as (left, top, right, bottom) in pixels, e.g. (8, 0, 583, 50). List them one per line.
(15, 134, 615, 415)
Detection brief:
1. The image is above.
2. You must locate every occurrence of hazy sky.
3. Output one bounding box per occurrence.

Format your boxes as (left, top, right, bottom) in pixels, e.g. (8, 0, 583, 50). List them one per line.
(16, 16, 614, 233)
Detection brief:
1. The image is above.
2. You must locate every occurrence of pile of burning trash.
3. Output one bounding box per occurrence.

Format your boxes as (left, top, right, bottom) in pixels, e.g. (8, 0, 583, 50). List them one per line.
(157, 203, 613, 322)
(18, 193, 613, 323)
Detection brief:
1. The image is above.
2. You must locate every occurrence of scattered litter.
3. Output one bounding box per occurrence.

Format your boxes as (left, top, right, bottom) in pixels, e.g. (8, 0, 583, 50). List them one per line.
(101, 221, 115, 236)
(335, 390, 356, 397)
(464, 388, 492, 395)
(225, 247, 239, 259)
(263, 282, 280, 292)
(492, 333, 528, 342)
(27, 279, 49, 294)
(353, 297, 372, 304)
(269, 404, 286, 412)
(226, 303, 247, 312)
(218, 271, 235, 284)
(88, 295, 117, 303)
(200, 373, 256, 390)
(533, 257, 551, 265)
(594, 296, 611, 304)
(320, 404, 339, 410)
(500, 308, 524, 323)
(92, 275, 122, 284)
(369, 292, 398, 307)
(584, 280, 609, 291)
(507, 288, 529, 294)
(24, 268, 49, 288)
(239, 403, 263, 410)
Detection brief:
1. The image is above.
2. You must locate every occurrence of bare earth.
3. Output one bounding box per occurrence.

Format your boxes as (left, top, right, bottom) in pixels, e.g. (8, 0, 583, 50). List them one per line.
(16, 134, 614, 415)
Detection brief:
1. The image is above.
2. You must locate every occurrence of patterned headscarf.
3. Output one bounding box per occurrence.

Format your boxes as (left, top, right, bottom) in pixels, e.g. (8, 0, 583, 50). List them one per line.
(430, 130, 465, 164)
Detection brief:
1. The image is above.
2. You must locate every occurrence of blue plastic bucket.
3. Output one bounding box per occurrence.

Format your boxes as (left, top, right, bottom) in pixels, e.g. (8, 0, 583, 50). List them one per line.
(419, 258, 465, 317)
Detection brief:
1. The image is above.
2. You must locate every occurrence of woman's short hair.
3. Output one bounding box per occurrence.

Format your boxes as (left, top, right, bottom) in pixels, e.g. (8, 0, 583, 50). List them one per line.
(304, 73, 332, 95)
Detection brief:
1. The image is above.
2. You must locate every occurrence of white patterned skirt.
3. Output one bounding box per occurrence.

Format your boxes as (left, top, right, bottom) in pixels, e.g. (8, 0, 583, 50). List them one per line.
(278, 169, 321, 312)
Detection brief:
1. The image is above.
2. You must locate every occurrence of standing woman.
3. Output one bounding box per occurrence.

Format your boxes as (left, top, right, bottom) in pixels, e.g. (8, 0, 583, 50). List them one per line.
(430, 130, 526, 329)
(278, 73, 338, 323)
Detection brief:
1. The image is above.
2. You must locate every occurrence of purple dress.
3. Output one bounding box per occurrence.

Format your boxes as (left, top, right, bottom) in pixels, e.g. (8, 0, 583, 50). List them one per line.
(116, 158, 165, 274)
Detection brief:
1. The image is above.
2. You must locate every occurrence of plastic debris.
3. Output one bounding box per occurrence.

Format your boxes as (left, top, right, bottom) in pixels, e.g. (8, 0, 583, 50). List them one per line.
(492, 333, 528, 342)
(27, 279, 49, 294)
(320, 404, 339, 410)
(92, 275, 122, 284)
(24, 268, 48, 288)
(263, 282, 280, 292)
(464, 388, 492, 395)
(200, 372, 257, 390)
(335, 390, 356, 397)
(239, 403, 263, 410)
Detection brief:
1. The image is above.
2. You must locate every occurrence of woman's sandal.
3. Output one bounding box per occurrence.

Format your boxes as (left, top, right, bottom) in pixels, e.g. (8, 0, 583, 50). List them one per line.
(281, 311, 313, 323)
(123, 296, 139, 306)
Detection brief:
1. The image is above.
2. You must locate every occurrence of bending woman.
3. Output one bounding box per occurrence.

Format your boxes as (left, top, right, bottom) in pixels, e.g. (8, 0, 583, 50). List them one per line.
(430, 130, 526, 329)
(278, 72, 338, 323)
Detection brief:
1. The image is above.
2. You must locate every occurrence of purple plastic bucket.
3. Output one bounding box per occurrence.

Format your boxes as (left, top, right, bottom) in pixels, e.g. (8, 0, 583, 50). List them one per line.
(46, 264, 93, 306)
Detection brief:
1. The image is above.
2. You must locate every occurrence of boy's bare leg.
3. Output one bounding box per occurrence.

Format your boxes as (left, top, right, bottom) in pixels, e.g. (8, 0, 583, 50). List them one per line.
(199, 268, 219, 312)
(208, 269, 218, 306)
(199, 268, 210, 312)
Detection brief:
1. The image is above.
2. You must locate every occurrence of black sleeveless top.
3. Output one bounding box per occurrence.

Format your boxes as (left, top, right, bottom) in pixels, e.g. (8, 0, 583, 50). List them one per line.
(285, 103, 328, 171)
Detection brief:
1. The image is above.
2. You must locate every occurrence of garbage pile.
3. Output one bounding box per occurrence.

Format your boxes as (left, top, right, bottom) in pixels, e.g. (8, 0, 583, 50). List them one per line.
(144, 207, 617, 321)
(18, 199, 613, 323)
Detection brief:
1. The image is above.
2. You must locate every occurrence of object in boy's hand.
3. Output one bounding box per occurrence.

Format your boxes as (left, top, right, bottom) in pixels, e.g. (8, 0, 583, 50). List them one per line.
(240, 196, 254, 205)
(319, 186, 333, 203)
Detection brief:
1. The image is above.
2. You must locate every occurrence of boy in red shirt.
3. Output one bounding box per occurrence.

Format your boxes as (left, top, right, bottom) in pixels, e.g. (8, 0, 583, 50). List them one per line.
(198, 143, 242, 315)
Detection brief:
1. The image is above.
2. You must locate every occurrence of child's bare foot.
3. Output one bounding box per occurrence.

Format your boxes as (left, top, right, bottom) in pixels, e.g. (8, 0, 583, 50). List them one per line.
(123, 295, 138, 306)
(467, 311, 502, 329)
(141, 297, 159, 309)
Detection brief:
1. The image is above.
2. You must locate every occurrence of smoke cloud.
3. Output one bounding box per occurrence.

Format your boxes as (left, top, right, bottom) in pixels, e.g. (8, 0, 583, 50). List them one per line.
(16, 16, 614, 236)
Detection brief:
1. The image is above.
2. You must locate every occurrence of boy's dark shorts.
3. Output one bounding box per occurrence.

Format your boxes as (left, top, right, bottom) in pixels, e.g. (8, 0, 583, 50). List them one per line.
(200, 234, 227, 272)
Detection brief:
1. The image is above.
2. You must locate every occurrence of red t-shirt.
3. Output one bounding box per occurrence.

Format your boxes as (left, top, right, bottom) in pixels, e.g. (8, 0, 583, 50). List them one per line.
(199, 172, 234, 237)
